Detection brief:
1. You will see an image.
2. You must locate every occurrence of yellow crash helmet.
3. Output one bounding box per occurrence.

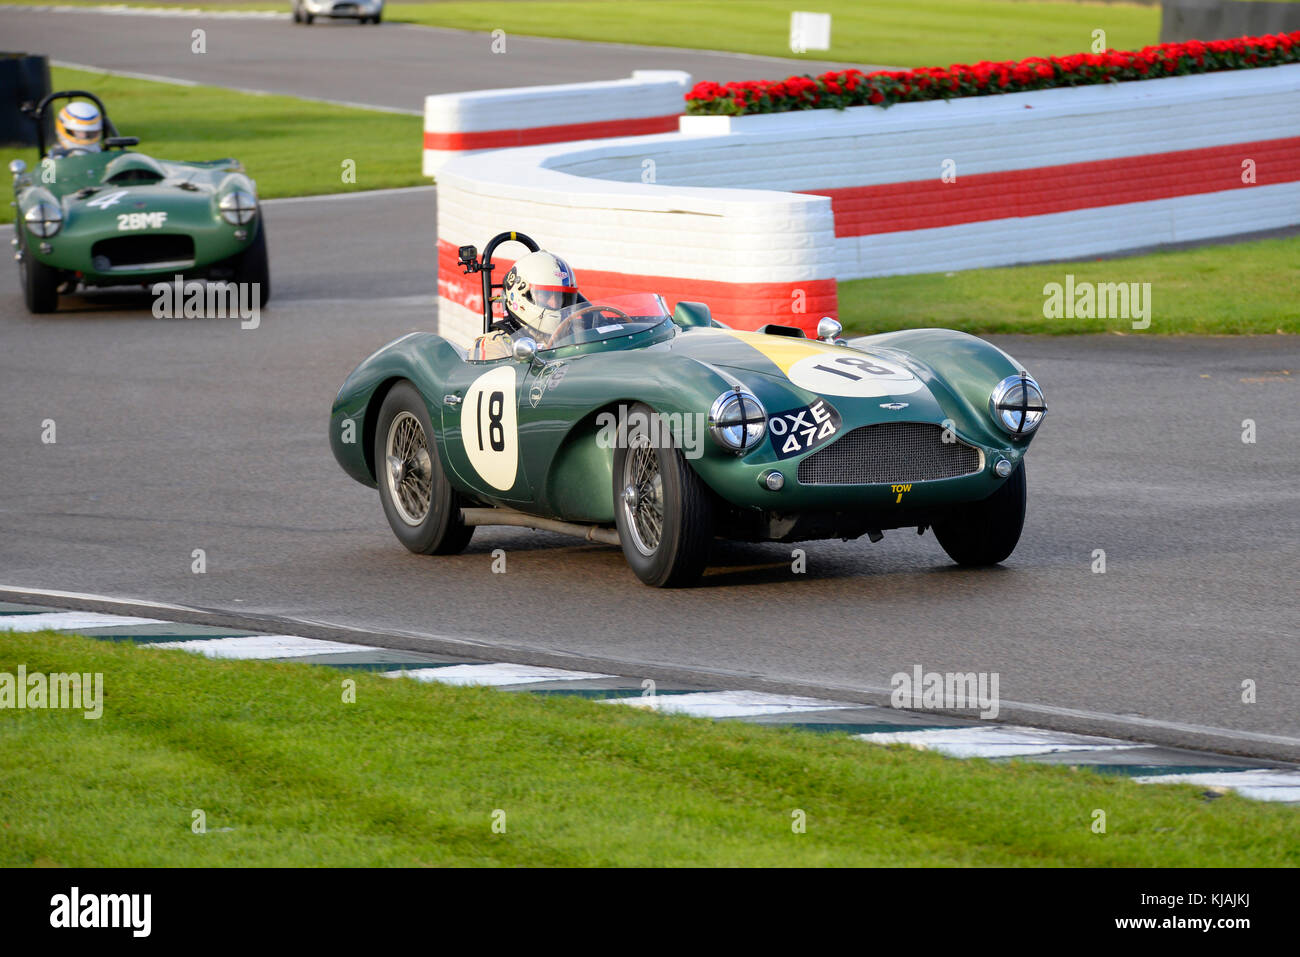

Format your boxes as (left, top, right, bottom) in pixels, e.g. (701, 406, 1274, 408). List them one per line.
(54, 100, 103, 153)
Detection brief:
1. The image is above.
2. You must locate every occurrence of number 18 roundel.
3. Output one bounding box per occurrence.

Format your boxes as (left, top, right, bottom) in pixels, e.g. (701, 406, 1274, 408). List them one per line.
(785, 353, 924, 399)
(461, 366, 519, 491)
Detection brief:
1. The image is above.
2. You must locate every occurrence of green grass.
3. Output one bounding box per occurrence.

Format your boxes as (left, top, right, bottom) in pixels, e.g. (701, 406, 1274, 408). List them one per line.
(839, 234, 1300, 335)
(2, 630, 1296, 866)
(388, 0, 1160, 68)
(1, 66, 423, 224)
(0, 1, 1162, 69)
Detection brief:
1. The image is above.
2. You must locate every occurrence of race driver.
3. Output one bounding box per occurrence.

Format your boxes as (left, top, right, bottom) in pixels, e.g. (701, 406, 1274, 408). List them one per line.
(472, 250, 583, 360)
(51, 100, 104, 155)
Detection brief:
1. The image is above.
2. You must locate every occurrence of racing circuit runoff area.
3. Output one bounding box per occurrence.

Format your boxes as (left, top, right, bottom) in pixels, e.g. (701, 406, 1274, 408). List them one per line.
(0, 9, 1297, 774)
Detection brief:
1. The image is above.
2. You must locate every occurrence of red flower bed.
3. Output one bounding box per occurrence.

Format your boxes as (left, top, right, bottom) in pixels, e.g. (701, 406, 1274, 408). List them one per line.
(685, 32, 1300, 115)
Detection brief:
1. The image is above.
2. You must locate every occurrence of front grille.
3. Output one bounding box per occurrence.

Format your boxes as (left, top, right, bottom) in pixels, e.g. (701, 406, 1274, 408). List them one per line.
(797, 422, 981, 485)
(90, 234, 196, 271)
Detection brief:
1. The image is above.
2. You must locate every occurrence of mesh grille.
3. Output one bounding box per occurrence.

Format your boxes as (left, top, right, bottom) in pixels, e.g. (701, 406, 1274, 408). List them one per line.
(91, 234, 195, 269)
(797, 422, 981, 485)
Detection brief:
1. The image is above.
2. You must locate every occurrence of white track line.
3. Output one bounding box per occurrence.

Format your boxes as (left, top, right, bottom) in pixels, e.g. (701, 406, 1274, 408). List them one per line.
(26, 5, 283, 19)
(385, 663, 614, 686)
(1, 611, 166, 633)
(52, 60, 422, 115)
(857, 725, 1148, 759)
(150, 635, 376, 659)
(605, 690, 858, 718)
(0, 587, 194, 614)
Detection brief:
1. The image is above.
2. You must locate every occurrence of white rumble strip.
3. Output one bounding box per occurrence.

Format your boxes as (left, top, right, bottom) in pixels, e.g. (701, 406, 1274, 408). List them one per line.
(4, 604, 1297, 804)
(384, 663, 615, 687)
(1133, 770, 1300, 804)
(3, 612, 167, 633)
(856, 725, 1146, 759)
(150, 635, 376, 660)
(603, 689, 859, 719)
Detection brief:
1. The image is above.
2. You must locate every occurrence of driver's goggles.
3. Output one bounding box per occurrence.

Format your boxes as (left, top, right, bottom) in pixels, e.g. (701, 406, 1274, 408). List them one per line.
(531, 285, 576, 310)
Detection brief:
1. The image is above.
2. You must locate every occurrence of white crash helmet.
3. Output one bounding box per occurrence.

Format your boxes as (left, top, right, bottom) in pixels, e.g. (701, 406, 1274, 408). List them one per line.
(502, 250, 580, 338)
(55, 100, 103, 153)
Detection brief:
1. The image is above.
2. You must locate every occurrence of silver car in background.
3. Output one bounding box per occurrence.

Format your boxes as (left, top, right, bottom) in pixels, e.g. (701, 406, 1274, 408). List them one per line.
(292, 0, 383, 25)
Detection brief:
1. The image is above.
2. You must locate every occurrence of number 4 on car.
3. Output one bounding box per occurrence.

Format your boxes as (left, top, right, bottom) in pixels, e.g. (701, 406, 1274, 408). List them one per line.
(330, 231, 1047, 587)
(9, 90, 270, 314)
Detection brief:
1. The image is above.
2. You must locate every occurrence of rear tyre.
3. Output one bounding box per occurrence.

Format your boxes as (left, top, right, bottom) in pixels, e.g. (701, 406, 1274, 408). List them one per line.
(374, 381, 474, 555)
(233, 220, 271, 307)
(612, 402, 713, 587)
(304, 12, 314, 24)
(20, 250, 59, 314)
(291, 4, 302, 23)
(933, 462, 1027, 566)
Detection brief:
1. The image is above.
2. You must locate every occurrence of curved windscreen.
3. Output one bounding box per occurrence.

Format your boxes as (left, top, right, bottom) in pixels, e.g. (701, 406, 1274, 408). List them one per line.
(540, 293, 671, 352)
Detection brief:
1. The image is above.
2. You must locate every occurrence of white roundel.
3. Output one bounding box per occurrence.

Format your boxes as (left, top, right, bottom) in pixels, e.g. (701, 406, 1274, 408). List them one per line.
(785, 352, 924, 398)
(461, 365, 518, 491)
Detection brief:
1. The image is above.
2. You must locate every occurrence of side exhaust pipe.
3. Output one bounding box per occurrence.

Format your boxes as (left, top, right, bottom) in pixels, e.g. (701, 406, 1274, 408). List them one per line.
(460, 508, 620, 546)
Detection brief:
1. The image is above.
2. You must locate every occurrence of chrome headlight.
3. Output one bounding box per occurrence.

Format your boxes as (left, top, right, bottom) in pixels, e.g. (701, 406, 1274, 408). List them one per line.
(990, 373, 1046, 438)
(708, 389, 766, 453)
(218, 189, 257, 225)
(24, 202, 62, 238)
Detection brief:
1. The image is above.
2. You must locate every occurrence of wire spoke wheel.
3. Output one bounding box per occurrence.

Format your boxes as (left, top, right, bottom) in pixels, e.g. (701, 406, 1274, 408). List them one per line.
(622, 436, 664, 557)
(611, 402, 713, 586)
(385, 411, 433, 526)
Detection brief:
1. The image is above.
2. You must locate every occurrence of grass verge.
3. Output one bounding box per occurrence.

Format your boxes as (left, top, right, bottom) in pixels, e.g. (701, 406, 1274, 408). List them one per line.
(388, 0, 1159, 68)
(0, 1, 1162, 69)
(1, 66, 423, 225)
(2, 630, 1296, 866)
(838, 234, 1300, 335)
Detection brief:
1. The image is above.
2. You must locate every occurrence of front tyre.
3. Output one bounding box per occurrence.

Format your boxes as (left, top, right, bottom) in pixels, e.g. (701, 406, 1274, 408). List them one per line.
(374, 381, 473, 555)
(612, 402, 713, 587)
(933, 462, 1027, 566)
(233, 220, 271, 307)
(20, 250, 59, 314)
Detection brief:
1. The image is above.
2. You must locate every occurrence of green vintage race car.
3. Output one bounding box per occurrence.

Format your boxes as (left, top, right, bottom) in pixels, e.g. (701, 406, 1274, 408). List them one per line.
(330, 232, 1047, 587)
(9, 91, 269, 314)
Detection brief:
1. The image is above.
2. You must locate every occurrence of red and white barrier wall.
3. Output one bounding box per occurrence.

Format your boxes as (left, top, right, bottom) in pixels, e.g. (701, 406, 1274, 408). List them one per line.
(436, 64, 1300, 345)
(423, 70, 691, 176)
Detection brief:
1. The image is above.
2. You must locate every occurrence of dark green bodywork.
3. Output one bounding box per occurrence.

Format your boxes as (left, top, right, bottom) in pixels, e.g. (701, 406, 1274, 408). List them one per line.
(12, 149, 259, 285)
(330, 313, 1041, 541)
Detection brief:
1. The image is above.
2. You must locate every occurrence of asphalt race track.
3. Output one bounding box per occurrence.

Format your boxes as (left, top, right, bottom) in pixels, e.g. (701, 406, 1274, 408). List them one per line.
(1, 7, 1297, 764)
(0, 6, 874, 111)
(1, 188, 1297, 761)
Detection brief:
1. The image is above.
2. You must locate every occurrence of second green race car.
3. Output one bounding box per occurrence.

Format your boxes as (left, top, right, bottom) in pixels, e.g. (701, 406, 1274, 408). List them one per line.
(10, 90, 270, 314)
